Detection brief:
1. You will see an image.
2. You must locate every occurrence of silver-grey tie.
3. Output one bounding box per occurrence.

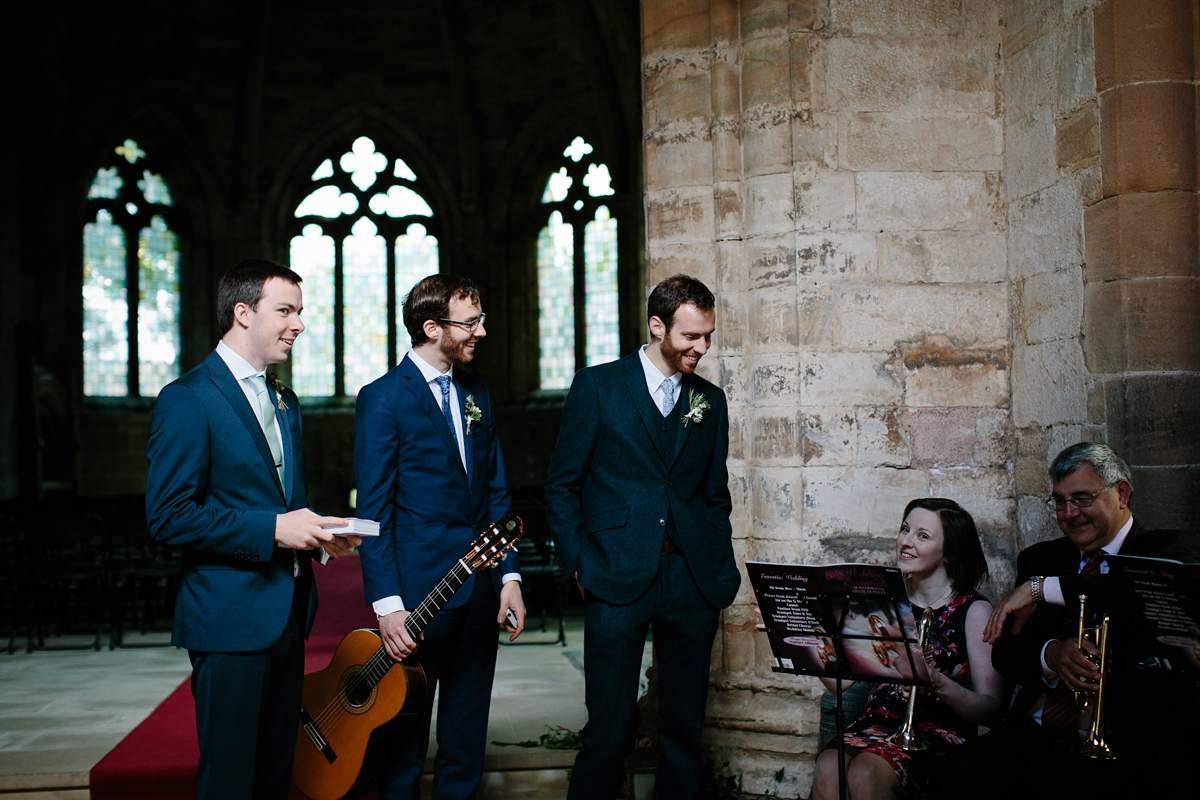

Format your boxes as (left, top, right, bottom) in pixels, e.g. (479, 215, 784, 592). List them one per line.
(660, 378, 675, 416)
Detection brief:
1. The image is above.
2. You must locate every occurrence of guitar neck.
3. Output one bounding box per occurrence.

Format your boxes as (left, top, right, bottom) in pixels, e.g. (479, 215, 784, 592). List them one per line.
(403, 558, 476, 640)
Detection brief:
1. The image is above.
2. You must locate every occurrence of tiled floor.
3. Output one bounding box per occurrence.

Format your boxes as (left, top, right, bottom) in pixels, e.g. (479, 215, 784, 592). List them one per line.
(0, 619, 600, 799)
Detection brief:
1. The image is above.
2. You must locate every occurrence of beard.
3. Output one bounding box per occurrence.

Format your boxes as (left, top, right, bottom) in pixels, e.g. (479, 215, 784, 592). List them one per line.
(439, 332, 476, 365)
(659, 333, 698, 374)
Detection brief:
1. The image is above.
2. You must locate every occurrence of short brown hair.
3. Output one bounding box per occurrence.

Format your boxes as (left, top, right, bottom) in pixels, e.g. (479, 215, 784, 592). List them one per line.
(646, 274, 715, 335)
(217, 259, 302, 334)
(402, 274, 481, 345)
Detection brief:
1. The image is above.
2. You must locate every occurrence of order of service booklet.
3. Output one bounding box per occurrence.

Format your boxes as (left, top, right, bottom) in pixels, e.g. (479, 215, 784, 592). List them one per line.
(1104, 553, 1200, 676)
(747, 560, 930, 685)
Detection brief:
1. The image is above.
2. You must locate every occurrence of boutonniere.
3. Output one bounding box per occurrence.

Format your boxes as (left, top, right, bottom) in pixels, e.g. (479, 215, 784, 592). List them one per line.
(267, 373, 288, 411)
(464, 394, 482, 435)
(681, 389, 709, 427)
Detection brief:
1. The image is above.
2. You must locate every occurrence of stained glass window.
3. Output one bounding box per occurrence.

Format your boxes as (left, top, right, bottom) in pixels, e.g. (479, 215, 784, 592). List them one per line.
(537, 136, 620, 390)
(289, 137, 438, 397)
(83, 140, 180, 397)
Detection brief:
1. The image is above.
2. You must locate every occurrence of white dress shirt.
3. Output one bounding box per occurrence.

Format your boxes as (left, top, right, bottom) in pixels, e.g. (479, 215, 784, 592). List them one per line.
(638, 345, 683, 416)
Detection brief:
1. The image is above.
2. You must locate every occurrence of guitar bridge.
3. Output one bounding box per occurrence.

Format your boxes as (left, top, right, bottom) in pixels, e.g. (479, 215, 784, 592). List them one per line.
(299, 707, 337, 764)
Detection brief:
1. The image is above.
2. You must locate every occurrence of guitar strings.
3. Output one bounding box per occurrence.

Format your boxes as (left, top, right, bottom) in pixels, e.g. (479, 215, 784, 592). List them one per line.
(304, 562, 472, 736)
(302, 526, 518, 743)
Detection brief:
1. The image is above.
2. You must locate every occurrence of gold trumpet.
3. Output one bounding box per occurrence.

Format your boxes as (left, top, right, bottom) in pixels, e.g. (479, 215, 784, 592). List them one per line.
(887, 606, 935, 750)
(1075, 594, 1115, 760)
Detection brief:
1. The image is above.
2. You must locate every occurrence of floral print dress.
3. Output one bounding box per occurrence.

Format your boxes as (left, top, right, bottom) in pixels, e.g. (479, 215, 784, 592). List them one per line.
(835, 591, 988, 794)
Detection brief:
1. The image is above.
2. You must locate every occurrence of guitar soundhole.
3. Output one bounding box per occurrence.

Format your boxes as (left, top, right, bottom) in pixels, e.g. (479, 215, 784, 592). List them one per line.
(338, 667, 376, 712)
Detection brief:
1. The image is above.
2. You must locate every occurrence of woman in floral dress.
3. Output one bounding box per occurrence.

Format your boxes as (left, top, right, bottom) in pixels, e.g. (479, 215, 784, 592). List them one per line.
(811, 498, 1006, 800)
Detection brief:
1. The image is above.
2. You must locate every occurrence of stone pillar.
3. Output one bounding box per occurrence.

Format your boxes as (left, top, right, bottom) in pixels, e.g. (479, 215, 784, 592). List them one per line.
(1086, 0, 1200, 529)
(642, 1, 1009, 794)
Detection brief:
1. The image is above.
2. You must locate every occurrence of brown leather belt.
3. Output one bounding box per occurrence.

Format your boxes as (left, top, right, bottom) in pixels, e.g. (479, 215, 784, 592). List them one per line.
(661, 537, 679, 555)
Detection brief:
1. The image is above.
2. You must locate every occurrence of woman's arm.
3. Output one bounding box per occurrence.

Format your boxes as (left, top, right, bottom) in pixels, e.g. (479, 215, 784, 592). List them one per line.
(928, 600, 1005, 727)
(818, 677, 857, 694)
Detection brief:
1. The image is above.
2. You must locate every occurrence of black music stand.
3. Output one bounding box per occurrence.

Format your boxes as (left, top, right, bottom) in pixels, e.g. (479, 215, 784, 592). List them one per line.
(746, 561, 931, 800)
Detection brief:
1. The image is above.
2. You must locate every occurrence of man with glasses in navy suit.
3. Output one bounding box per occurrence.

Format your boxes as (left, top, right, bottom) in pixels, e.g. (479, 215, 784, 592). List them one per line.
(355, 273, 525, 800)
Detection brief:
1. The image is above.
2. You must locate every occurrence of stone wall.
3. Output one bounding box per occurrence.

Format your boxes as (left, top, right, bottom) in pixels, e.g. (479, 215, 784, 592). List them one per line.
(1006, 0, 1104, 550)
(1083, 0, 1200, 530)
(641, 1, 1011, 793)
(642, 0, 1199, 793)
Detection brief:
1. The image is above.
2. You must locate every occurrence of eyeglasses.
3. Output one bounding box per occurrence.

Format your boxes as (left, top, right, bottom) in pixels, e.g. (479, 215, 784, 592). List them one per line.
(438, 312, 486, 333)
(1045, 486, 1111, 514)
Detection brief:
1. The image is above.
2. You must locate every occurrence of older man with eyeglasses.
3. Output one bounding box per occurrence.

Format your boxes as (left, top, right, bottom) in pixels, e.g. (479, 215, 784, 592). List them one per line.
(939, 442, 1199, 800)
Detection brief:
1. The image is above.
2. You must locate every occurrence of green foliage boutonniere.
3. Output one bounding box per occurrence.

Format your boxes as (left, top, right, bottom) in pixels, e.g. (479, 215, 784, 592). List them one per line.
(267, 373, 288, 411)
(681, 389, 709, 427)
(464, 394, 482, 435)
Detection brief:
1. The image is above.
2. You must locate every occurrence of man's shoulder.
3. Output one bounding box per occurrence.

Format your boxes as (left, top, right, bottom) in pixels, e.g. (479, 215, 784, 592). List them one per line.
(359, 360, 411, 395)
(1130, 525, 1200, 562)
(683, 372, 725, 402)
(158, 357, 216, 399)
(1018, 535, 1074, 565)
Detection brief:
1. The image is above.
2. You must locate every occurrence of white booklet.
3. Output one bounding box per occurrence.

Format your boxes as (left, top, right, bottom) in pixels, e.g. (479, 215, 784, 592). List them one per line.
(323, 518, 380, 537)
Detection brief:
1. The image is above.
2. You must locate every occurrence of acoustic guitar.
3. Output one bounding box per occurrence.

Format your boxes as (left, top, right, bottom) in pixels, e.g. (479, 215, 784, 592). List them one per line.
(292, 513, 524, 800)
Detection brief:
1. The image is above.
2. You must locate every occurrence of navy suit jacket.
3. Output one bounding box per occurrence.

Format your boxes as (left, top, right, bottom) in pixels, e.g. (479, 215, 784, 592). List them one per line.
(993, 520, 1200, 722)
(353, 355, 515, 611)
(146, 350, 316, 652)
(544, 351, 740, 608)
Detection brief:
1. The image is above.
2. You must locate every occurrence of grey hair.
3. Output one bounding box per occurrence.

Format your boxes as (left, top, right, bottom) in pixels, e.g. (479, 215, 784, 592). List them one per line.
(1049, 442, 1133, 493)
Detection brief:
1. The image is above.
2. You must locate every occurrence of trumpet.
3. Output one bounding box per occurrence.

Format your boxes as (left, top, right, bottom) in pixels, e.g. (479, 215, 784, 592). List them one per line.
(1075, 594, 1115, 760)
(887, 606, 935, 750)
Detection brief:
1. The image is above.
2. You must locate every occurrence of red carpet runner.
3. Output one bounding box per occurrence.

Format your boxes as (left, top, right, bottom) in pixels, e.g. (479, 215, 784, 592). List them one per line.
(90, 554, 380, 800)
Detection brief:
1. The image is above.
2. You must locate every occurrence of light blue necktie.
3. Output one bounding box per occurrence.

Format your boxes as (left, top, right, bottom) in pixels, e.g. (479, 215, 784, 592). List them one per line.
(435, 374, 459, 448)
(248, 374, 285, 488)
(660, 378, 675, 416)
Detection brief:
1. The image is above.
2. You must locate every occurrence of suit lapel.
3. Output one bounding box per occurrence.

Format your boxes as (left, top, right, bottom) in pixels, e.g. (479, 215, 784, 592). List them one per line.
(671, 377, 697, 466)
(270, 385, 295, 504)
(621, 355, 666, 461)
(205, 352, 286, 501)
(455, 376, 475, 483)
(401, 357, 467, 476)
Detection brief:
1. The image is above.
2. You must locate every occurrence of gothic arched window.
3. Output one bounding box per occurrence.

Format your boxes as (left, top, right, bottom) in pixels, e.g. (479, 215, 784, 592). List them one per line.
(538, 136, 618, 390)
(289, 136, 439, 398)
(83, 139, 180, 397)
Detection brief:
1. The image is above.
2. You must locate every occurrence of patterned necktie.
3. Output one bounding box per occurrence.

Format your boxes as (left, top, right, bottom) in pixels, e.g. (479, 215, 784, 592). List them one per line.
(660, 378, 675, 416)
(1040, 549, 1107, 735)
(435, 374, 459, 448)
(248, 374, 285, 489)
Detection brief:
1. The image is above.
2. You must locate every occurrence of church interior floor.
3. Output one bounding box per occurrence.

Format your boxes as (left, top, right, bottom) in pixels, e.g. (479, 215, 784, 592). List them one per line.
(0, 617, 592, 799)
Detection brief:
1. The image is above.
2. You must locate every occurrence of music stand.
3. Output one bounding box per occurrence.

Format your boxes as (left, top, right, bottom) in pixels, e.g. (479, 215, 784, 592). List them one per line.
(746, 561, 931, 800)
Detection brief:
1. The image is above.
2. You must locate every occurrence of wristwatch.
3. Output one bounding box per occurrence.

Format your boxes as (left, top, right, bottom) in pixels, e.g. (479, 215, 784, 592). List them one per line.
(1029, 575, 1043, 604)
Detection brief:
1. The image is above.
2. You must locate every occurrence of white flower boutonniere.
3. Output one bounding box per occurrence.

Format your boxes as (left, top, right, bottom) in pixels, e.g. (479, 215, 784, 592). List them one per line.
(267, 373, 289, 411)
(681, 389, 710, 427)
(464, 394, 482, 435)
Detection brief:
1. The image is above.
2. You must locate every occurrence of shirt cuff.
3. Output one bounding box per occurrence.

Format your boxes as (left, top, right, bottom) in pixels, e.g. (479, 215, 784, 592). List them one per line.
(1043, 576, 1064, 606)
(372, 595, 405, 617)
(1040, 640, 1059, 682)
(501, 572, 521, 586)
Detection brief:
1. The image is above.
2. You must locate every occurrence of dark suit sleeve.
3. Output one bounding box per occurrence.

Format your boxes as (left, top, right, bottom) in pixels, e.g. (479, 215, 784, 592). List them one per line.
(479, 384, 517, 575)
(702, 389, 733, 526)
(146, 382, 277, 559)
(544, 368, 601, 578)
(991, 546, 1063, 690)
(353, 380, 405, 603)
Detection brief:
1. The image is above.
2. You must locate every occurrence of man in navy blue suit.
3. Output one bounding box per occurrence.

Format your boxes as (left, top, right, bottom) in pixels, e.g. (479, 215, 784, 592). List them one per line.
(545, 275, 741, 800)
(146, 259, 359, 800)
(354, 273, 525, 800)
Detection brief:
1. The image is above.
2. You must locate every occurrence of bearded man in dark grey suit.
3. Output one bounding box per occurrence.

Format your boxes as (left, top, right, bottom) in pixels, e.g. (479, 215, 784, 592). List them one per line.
(545, 274, 740, 800)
